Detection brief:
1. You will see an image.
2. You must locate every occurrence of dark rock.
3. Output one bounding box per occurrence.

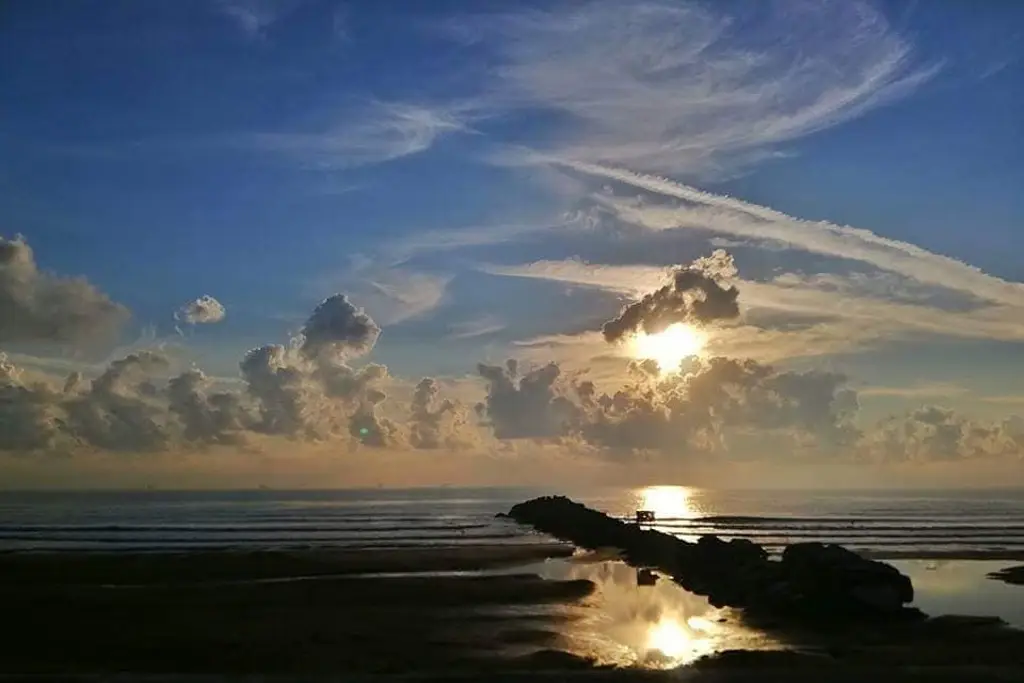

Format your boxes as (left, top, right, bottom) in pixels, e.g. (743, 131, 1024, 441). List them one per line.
(504, 495, 916, 625)
(989, 565, 1024, 585)
(780, 542, 914, 614)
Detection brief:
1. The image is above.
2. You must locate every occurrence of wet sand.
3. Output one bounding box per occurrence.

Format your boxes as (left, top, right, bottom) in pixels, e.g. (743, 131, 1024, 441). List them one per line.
(5, 546, 1024, 680)
(0, 543, 574, 585)
(0, 545, 593, 675)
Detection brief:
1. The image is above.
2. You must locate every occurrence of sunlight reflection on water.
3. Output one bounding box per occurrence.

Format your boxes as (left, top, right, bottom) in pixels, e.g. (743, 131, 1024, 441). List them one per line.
(534, 558, 781, 668)
(634, 485, 702, 521)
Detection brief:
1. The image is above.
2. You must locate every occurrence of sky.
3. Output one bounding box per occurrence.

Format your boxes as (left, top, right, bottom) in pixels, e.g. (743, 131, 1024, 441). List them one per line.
(1, 0, 1023, 489)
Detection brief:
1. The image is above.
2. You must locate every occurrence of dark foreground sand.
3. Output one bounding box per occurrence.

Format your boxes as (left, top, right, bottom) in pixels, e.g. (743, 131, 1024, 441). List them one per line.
(4, 546, 1024, 681)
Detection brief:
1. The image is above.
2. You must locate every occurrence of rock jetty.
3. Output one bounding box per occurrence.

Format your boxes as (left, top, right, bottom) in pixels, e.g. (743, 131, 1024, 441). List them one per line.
(506, 495, 917, 622)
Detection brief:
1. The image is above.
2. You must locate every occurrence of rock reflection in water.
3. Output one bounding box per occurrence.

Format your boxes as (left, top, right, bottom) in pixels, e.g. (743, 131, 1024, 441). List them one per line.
(536, 558, 780, 668)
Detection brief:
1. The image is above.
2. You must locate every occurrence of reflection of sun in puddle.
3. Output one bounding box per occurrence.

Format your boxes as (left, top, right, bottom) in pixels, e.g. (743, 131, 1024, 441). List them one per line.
(648, 619, 689, 658)
(536, 559, 779, 669)
(645, 616, 715, 666)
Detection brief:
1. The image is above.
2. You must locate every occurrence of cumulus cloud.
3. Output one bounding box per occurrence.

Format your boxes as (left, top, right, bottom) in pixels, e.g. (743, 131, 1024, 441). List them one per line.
(63, 352, 171, 452)
(475, 360, 579, 440)
(0, 352, 65, 452)
(409, 377, 467, 449)
(167, 369, 248, 445)
(300, 294, 380, 361)
(473, 355, 861, 459)
(864, 407, 1024, 463)
(240, 344, 323, 438)
(0, 236, 129, 346)
(602, 250, 739, 343)
(175, 295, 226, 325)
(0, 289, 405, 454)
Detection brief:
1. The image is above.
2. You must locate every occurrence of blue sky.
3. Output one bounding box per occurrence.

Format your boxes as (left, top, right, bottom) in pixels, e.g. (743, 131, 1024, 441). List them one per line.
(1, 0, 1023, 486)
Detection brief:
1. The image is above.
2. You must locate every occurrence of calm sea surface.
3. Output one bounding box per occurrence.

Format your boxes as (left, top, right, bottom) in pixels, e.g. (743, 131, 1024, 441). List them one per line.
(2, 486, 1023, 556)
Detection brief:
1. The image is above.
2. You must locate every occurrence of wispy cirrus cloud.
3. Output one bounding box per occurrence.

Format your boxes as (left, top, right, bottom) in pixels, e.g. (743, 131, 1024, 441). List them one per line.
(569, 163, 1024, 308)
(215, 0, 307, 38)
(446, 316, 506, 340)
(451, 0, 938, 177)
(246, 102, 470, 170)
(479, 255, 1024, 367)
(309, 263, 452, 327)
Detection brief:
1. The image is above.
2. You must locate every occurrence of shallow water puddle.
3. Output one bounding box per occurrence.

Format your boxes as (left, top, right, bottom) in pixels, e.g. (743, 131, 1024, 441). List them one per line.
(529, 558, 782, 668)
(895, 560, 1024, 626)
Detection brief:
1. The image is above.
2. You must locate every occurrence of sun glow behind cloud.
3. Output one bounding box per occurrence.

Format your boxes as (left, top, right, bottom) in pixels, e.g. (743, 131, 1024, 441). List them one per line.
(630, 324, 707, 374)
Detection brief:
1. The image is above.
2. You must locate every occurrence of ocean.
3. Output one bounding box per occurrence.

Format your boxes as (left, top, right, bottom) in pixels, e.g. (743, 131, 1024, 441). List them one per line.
(2, 486, 1024, 557)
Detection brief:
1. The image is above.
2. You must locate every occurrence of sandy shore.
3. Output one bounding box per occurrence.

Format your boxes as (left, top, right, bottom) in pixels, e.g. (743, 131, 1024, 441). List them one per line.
(4, 545, 1024, 679)
(1, 545, 591, 675)
(0, 543, 574, 585)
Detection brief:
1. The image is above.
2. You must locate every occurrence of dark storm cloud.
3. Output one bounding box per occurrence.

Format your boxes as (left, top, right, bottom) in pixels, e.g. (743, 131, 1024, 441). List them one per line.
(0, 236, 129, 346)
(176, 295, 226, 324)
(602, 249, 739, 343)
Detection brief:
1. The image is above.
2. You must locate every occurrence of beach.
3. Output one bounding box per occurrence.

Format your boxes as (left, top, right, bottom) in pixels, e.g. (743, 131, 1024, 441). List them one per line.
(4, 487, 1024, 679)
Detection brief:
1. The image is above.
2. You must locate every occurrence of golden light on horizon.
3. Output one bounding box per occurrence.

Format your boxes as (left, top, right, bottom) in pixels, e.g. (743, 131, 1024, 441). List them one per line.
(638, 485, 697, 520)
(630, 323, 706, 374)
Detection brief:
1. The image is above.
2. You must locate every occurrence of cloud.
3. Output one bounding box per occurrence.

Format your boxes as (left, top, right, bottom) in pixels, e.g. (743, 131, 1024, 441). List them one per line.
(0, 352, 65, 452)
(247, 102, 468, 170)
(313, 267, 451, 326)
(176, 295, 226, 325)
(480, 258, 1024, 362)
(167, 369, 248, 445)
(475, 360, 579, 440)
(470, 353, 1024, 466)
(864, 407, 1024, 463)
(601, 250, 739, 343)
(859, 383, 971, 400)
(447, 316, 506, 340)
(300, 294, 380, 361)
(408, 377, 468, 449)
(215, 0, 305, 38)
(473, 355, 860, 459)
(0, 236, 129, 347)
(573, 166, 1024, 309)
(62, 352, 172, 452)
(240, 344, 322, 438)
(452, 0, 937, 177)
(0, 287, 403, 454)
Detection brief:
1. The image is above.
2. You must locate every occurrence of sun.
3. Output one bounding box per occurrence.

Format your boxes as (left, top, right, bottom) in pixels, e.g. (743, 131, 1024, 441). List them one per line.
(631, 323, 707, 373)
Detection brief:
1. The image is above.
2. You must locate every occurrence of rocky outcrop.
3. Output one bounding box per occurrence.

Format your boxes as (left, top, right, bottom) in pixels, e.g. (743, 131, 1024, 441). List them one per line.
(506, 495, 918, 622)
